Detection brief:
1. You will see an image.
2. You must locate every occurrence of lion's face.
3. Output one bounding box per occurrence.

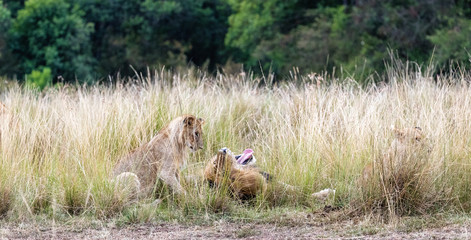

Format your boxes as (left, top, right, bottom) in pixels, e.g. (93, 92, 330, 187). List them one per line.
(204, 148, 235, 187)
(213, 148, 236, 173)
(390, 126, 431, 155)
(393, 127, 424, 144)
(182, 115, 205, 152)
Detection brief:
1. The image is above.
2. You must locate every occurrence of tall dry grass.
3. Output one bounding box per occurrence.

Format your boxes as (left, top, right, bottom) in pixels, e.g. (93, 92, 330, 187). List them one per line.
(0, 64, 470, 222)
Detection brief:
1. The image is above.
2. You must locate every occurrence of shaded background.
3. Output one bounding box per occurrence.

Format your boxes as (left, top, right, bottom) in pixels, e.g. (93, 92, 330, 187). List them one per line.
(0, 0, 470, 84)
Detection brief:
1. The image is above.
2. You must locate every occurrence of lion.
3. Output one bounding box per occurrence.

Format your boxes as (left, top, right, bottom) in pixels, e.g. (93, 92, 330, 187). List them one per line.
(204, 148, 267, 200)
(205, 148, 338, 202)
(113, 115, 205, 198)
(360, 126, 428, 184)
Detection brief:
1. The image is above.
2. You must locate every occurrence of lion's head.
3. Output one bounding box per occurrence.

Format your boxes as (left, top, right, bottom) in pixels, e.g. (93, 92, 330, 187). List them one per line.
(204, 148, 236, 186)
(393, 126, 424, 145)
(389, 126, 431, 158)
(182, 115, 205, 152)
(213, 148, 236, 173)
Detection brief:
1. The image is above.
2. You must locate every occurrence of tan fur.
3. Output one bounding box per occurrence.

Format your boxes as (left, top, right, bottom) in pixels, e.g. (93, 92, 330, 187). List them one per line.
(114, 115, 205, 197)
(360, 127, 428, 183)
(204, 149, 267, 199)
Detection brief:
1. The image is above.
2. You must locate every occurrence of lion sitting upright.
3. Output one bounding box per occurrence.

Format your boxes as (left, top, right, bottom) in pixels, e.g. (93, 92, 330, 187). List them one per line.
(204, 148, 267, 200)
(114, 115, 205, 198)
(360, 126, 429, 184)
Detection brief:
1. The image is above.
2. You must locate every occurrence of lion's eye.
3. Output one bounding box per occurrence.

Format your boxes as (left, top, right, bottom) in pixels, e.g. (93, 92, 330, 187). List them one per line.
(195, 131, 199, 137)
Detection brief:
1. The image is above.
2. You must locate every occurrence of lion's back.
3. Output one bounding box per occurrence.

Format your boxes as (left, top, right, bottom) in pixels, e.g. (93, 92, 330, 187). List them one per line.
(230, 168, 267, 199)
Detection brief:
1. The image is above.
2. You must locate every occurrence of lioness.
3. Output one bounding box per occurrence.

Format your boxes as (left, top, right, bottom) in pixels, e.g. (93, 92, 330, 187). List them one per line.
(114, 115, 204, 197)
(360, 126, 428, 183)
(204, 148, 267, 199)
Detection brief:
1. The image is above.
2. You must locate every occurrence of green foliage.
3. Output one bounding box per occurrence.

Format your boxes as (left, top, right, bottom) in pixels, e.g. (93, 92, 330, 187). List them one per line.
(225, 0, 464, 79)
(137, 0, 232, 71)
(26, 67, 51, 90)
(9, 0, 94, 81)
(428, 17, 471, 67)
(0, 1, 11, 59)
(0, 1, 9, 28)
(0, 0, 470, 82)
(347, 0, 445, 73)
(75, 0, 231, 76)
(225, 0, 298, 66)
(250, 6, 354, 74)
(2, 0, 24, 17)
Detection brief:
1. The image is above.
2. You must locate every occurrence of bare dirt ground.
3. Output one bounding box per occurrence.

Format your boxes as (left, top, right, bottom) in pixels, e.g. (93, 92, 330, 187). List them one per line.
(1, 221, 471, 240)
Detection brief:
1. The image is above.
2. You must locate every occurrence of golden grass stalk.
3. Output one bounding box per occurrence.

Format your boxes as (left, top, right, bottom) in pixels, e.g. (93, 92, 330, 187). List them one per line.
(0, 64, 469, 221)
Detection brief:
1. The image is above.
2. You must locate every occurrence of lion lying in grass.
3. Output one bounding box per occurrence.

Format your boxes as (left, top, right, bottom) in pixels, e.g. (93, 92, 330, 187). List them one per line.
(204, 147, 336, 201)
(113, 115, 205, 198)
(204, 148, 268, 200)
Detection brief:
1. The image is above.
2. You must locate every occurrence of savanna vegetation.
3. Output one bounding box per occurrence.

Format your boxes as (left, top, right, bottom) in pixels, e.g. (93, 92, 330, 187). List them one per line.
(1, 0, 471, 236)
(0, 59, 470, 229)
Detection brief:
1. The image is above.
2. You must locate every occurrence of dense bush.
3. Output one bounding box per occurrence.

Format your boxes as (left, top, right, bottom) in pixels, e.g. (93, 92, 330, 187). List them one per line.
(26, 67, 52, 90)
(8, 0, 94, 81)
(0, 1, 10, 60)
(0, 0, 469, 82)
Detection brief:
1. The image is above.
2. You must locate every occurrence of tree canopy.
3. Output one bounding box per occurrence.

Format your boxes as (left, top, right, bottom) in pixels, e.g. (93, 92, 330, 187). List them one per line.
(0, 0, 469, 83)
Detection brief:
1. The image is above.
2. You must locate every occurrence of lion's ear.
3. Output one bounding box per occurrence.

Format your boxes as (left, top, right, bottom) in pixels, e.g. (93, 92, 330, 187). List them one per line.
(197, 117, 205, 125)
(183, 116, 196, 127)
